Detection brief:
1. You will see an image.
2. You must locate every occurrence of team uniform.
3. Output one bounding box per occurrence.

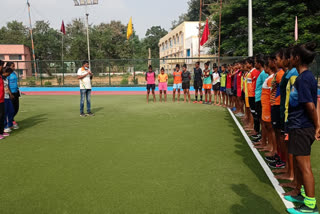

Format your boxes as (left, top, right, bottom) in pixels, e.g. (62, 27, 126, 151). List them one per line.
(146, 71, 156, 90)
(203, 69, 213, 90)
(236, 70, 242, 97)
(212, 72, 220, 91)
(255, 70, 269, 123)
(243, 72, 250, 108)
(226, 72, 233, 96)
(288, 70, 317, 156)
(193, 68, 203, 90)
(284, 68, 299, 122)
(220, 72, 227, 92)
(182, 71, 191, 89)
(270, 69, 285, 129)
(173, 70, 182, 90)
(158, 73, 168, 91)
(261, 74, 274, 122)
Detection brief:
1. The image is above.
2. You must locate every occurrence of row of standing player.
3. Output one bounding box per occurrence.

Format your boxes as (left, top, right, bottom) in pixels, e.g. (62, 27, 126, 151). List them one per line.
(145, 62, 237, 104)
(146, 42, 319, 214)
(0, 60, 20, 139)
(226, 43, 318, 214)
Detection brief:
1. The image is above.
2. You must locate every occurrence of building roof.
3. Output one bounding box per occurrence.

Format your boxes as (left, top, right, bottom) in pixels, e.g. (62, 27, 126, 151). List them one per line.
(0, 44, 30, 55)
(159, 21, 205, 45)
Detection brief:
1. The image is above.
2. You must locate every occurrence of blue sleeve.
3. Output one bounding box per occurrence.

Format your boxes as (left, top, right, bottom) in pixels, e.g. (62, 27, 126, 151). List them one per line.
(297, 76, 313, 103)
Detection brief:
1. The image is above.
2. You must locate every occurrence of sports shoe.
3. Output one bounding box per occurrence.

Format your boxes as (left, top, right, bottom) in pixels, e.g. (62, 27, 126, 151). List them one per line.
(0, 135, 4, 140)
(4, 128, 12, 133)
(284, 195, 305, 204)
(268, 160, 286, 169)
(86, 112, 95, 116)
(207, 102, 212, 105)
(251, 134, 261, 139)
(252, 138, 261, 144)
(203, 102, 208, 104)
(3, 133, 10, 137)
(13, 124, 19, 129)
(265, 155, 277, 163)
(80, 113, 87, 117)
(231, 107, 237, 112)
(198, 101, 203, 104)
(235, 112, 244, 117)
(193, 101, 198, 103)
(287, 205, 319, 214)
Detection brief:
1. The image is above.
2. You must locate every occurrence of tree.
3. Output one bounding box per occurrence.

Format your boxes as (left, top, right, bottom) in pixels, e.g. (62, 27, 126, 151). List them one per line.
(210, 0, 320, 56)
(0, 21, 29, 46)
(143, 26, 168, 58)
(65, 19, 88, 60)
(171, 0, 217, 29)
(33, 21, 61, 60)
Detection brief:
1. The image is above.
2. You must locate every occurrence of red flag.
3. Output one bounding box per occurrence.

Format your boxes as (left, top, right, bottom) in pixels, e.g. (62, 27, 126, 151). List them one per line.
(200, 19, 210, 46)
(60, 20, 66, 35)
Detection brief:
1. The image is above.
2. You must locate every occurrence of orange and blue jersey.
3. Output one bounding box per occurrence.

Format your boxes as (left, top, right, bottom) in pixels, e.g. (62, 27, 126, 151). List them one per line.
(270, 69, 285, 106)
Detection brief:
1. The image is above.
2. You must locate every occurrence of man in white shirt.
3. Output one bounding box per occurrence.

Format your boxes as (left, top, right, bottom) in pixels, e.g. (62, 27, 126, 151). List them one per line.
(77, 61, 94, 117)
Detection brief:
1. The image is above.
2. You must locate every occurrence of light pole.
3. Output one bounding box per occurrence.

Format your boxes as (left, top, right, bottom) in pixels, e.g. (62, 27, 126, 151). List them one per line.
(74, 0, 98, 69)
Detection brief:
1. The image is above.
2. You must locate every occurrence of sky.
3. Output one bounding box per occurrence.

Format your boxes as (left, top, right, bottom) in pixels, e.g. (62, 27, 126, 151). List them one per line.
(0, 0, 189, 38)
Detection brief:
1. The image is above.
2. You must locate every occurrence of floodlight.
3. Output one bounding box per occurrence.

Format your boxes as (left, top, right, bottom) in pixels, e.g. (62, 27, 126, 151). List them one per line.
(73, 0, 79, 6)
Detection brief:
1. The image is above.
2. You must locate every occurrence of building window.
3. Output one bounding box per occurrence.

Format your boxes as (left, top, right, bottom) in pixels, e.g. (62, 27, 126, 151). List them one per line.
(0, 55, 4, 60)
(9, 55, 22, 60)
(187, 49, 191, 57)
(174, 38, 176, 45)
(177, 36, 179, 44)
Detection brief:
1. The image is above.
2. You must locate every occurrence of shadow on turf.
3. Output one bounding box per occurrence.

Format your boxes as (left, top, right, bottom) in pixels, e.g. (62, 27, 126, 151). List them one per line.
(17, 114, 48, 130)
(230, 184, 281, 214)
(224, 115, 270, 185)
(91, 107, 104, 113)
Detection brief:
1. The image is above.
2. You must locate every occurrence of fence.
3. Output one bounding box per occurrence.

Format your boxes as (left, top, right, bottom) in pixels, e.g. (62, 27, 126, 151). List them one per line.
(8, 55, 320, 87)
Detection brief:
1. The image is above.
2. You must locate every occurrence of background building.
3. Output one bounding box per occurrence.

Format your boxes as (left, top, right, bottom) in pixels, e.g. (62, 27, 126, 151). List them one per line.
(159, 21, 216, 73)
(0, 44, 32, 78)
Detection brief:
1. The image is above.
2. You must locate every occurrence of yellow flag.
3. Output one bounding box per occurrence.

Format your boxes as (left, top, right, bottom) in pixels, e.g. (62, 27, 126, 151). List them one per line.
(127, 17, 133, 40)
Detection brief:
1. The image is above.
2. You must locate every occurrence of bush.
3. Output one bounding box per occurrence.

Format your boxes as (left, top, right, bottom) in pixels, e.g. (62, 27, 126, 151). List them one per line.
(28, 79, 36, 86)
(56, 76, 62, 86)
(120, 77, 128, 85)
(132, 77, 138, 85)
(44, 81, 52, 86)
(168, 78, 174, 85)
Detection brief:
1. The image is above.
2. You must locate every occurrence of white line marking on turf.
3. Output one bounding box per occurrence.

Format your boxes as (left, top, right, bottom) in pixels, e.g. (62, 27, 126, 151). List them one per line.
(228, 108, 294, 209)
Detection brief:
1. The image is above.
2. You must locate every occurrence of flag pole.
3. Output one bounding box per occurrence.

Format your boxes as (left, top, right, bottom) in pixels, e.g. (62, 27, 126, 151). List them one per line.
(61, 32, 64, 85)
(198, 0, 202, 59)
(218, 0, 222, 67)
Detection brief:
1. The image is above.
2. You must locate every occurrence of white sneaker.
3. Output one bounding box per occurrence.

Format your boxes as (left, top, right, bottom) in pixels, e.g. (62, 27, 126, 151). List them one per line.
(13, 124, 19, 130)
(4, 128, 12, 133)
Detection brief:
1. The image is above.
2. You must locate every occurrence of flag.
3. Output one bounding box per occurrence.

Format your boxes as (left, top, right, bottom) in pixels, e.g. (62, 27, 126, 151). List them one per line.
(127, 17, 133, 40)
(200, 19, 210, 46)
(60, 20, 66, 35)
(295, 16, 298, 41)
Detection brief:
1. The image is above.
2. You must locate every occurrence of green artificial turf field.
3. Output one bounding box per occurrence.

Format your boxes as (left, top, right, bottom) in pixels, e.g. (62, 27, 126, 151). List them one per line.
(0, 95, 319, 214)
